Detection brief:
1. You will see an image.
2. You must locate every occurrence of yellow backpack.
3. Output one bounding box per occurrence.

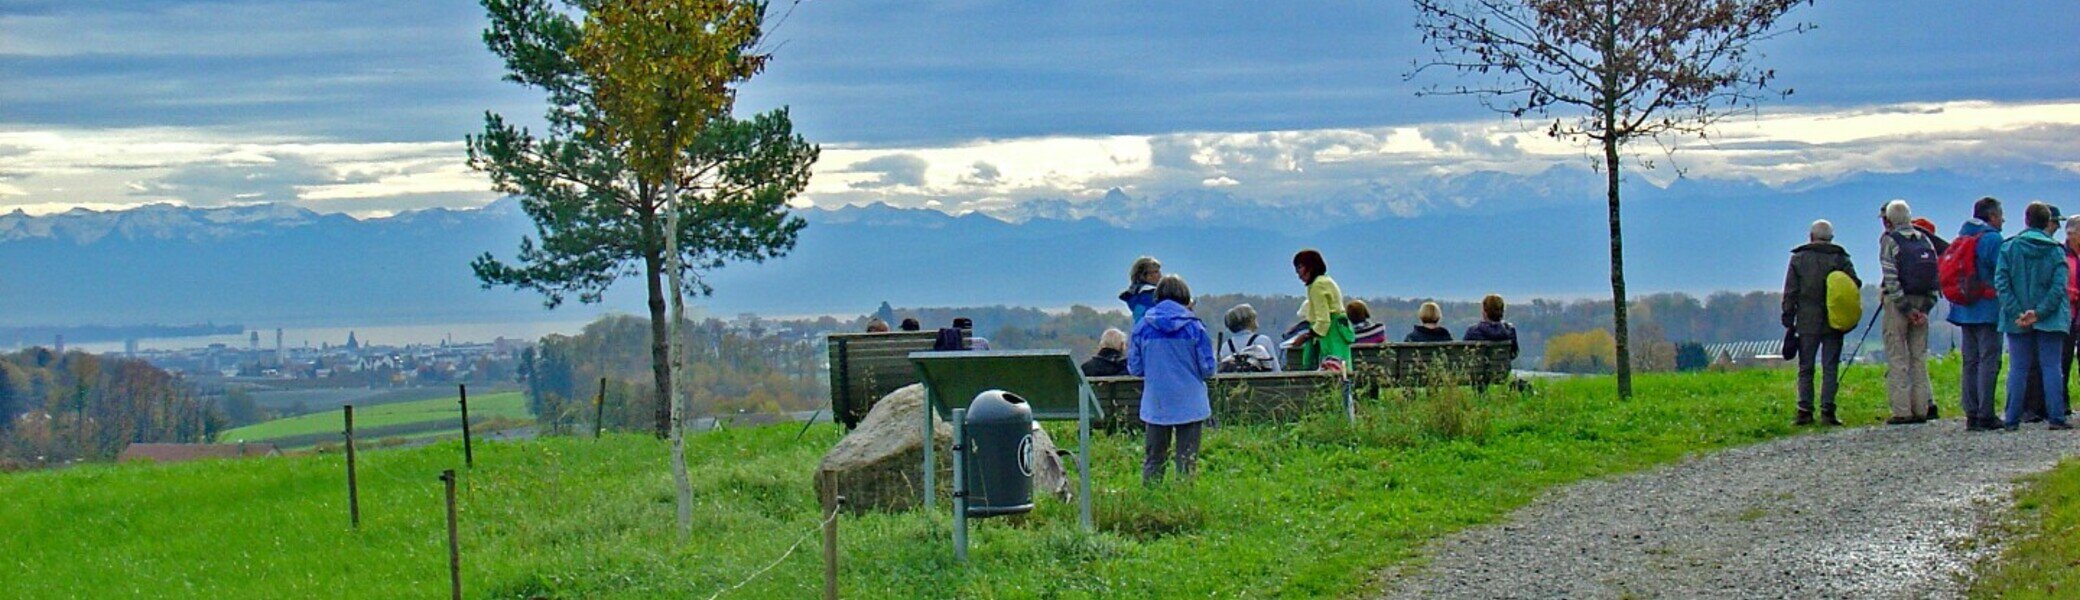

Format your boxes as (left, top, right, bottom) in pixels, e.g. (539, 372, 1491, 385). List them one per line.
(1826, 271, 1862, 332)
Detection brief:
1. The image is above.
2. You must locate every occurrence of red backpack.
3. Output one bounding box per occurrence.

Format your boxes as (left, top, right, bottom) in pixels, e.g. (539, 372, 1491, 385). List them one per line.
(1939, 233, 1995, 304)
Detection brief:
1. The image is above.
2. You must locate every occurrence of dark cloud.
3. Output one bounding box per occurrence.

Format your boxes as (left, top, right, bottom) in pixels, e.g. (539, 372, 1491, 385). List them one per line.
(6, 0, 2073, 147)
(850, 154, 930, 188)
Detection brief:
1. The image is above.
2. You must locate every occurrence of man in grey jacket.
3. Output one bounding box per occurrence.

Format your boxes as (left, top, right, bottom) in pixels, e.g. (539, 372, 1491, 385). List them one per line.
(1783, 220, 1859, 426)
(1879, 200, 1941, 424)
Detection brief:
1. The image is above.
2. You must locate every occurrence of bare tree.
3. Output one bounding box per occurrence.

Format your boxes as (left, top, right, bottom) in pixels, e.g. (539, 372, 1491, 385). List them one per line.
(1410, 0, 1811, 398)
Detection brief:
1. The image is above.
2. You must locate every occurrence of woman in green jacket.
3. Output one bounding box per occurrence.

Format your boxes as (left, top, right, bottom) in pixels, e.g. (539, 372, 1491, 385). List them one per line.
(1290, 249, 1355, 371)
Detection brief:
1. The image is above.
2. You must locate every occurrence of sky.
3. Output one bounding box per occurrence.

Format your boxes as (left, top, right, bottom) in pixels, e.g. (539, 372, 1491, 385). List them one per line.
(2, 0, 2078, 217)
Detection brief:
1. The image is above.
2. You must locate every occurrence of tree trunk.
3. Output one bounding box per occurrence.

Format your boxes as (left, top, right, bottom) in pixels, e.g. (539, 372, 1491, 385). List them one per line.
(1600, 0, 1632, 399)
(664, 192, 694, 538)
(644, 226, 672, 439)
(1603, 131, 1633, 399)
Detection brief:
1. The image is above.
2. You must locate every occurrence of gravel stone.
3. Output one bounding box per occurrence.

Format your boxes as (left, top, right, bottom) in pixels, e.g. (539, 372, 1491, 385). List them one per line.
(1377, 421, 2080, 599)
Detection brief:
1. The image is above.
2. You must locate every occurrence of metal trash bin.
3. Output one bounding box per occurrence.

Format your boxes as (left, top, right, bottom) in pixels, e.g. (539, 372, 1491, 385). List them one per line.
(960, 390, 1035, 518)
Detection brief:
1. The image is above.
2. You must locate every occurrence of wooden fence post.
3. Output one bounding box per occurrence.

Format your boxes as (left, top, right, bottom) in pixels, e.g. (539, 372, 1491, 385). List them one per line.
(821, 471, 843, 600)
(457, 384, 474, 468)
(344, 404, 359, 529)
(441, 469, 462, 600)
(594, 377, 608, 439)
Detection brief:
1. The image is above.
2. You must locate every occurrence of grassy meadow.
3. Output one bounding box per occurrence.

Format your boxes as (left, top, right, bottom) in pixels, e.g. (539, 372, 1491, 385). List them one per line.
(1971, 457, 2080, 599)
(219, 392, 532, 448)
(3, 364, 1948, 598)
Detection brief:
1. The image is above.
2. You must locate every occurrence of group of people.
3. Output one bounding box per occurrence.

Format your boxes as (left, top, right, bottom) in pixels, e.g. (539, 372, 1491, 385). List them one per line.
(1097, 251, 1520, 485)
(1784, 197, 2075, 432)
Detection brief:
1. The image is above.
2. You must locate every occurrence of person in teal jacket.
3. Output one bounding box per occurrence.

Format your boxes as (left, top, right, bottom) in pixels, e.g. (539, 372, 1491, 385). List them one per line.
(1994, 201, 2073, 431)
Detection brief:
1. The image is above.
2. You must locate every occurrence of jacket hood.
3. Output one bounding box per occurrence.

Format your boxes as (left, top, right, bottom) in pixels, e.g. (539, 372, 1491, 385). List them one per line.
(2012, 229, 2062, 257)
(1118, 282, 1156, 301)
(1959, 219, 2000, 237)
(1792, 242, 1848, 256)
(1143, 300, 1199, 333)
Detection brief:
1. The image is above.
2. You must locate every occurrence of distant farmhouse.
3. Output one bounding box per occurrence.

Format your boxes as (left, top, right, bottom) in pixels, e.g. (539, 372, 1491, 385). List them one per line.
(117, 443, 279, 465)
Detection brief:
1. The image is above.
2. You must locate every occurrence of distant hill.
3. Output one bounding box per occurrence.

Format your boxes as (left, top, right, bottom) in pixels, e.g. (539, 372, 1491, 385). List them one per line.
(3, 166, 2075, 327)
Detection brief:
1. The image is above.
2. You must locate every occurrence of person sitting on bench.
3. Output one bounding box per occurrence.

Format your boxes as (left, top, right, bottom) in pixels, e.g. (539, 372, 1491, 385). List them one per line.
(1405, 302, 1454, 342)
(1081, 328, 1129, 377)
(1348, 300, 1388, 344)
(1218, 304, 1282, 372)
(1463, 294, 1520, 360)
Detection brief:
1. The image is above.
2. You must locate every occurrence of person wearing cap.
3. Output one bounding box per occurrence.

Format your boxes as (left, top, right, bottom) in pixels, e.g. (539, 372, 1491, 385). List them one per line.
(1994, 201, 2073, 431)
(952, 317, 991, 350)
(1950, 197, 2006, 430)
(1782, 219, 1859, 426)
(1878, 199, 1939, 424)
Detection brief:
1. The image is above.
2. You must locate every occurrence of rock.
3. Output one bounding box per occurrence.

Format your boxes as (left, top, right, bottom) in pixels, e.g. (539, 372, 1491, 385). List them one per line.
(815, 384, 952, 514)
(814, 383, 1080, 514)
(1028, 423, 1073, 503)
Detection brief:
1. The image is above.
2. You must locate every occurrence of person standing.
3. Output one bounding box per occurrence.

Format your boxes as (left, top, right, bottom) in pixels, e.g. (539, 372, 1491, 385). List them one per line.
(1289, 250, 1355, 371)
(1878, 200, 1940, 424)
(1120, 257, 1162, 325)
(1994, 202, 2074, 431)
(1128, 275, 1217, 484)
(1782, 220, 1860, 426)
(1946, 198, 2005, 431)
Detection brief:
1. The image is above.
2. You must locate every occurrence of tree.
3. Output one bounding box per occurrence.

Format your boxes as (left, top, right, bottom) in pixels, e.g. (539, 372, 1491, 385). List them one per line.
(1675, 341, 1711, 371)
(1411, 0, 1811, 398)
(470, 0, 818, 439)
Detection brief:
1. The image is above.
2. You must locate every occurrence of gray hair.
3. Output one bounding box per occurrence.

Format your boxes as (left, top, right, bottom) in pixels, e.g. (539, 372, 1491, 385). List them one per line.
(1223, 304, 1259, 333)
(1155, 274, 1192, 306)
(1882, 199, 1912, 227)
(1098, 328, 1126, 352)
(1808, 219, 1834, 242)
(2065, 214, 2080, 233)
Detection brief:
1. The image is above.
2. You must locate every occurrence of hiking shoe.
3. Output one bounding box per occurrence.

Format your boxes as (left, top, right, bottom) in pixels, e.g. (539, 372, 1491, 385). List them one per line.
(1926, 405, 1940, 420)
(1965, 420, 1988, 432)
(1795, 410, 1815, 426)
(1887, 416, 1923, 425)
(1821, 412, 1844, 427)
(2051, 422, 2073, 431)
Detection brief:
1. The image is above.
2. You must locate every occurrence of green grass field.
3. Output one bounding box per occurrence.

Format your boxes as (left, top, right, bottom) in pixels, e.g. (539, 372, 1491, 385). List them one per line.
(2, 365, 1947, 598)
(220, 392, 532, 446)
(1971, 457, 2080, 599)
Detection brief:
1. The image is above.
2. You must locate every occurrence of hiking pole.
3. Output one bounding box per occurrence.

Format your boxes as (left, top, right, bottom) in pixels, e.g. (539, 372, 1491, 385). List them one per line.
(1844, 302, 1886, 366)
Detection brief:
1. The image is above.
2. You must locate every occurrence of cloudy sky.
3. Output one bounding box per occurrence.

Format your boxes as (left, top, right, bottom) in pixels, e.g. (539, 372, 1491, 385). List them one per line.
(2, 0, 2077, 217)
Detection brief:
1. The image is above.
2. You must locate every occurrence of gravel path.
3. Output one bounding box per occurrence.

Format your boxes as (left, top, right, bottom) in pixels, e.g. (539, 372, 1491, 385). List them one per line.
(1377, 421, 2080, 600)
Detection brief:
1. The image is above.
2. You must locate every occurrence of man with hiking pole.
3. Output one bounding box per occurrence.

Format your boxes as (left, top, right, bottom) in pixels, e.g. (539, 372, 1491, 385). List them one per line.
(1879, 200, 1941, 425)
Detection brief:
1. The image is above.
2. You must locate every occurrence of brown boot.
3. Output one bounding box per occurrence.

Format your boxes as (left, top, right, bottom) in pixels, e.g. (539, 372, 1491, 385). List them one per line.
(1821, 410, 1843, 427)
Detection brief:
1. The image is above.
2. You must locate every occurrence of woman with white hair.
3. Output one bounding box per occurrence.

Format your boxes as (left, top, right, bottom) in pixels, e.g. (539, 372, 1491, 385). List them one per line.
(1080, 328, 1129, 377)
(1878, 199, 1939, 424)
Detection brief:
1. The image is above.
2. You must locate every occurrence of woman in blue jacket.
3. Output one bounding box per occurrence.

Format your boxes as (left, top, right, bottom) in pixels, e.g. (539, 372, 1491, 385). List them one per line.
(1120, 256, 1162, 325)
(1128, 274, 1217, 485)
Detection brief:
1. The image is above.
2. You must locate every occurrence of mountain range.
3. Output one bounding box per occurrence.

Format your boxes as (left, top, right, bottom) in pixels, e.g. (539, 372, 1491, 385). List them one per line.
(4, 165, 2076, 328)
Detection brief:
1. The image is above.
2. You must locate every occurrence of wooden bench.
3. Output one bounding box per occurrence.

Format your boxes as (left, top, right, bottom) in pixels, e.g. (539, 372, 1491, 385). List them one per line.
(1282, 341, 1516, 389)
(1086, 371, 1349, 431)
(827, 331, 941, 429)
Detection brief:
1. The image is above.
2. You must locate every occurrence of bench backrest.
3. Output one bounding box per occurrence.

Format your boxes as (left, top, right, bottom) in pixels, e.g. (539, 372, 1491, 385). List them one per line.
(1086, 371, 1345, 430)
(908, 350, 1102, 422)
(827, 331, 941, 428)
(1283, 341, 1514, 387)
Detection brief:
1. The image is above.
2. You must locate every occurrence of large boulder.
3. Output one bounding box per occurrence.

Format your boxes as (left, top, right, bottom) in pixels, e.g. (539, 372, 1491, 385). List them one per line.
(815, 384, 1077, 514)
(815, 384, 952, 514)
